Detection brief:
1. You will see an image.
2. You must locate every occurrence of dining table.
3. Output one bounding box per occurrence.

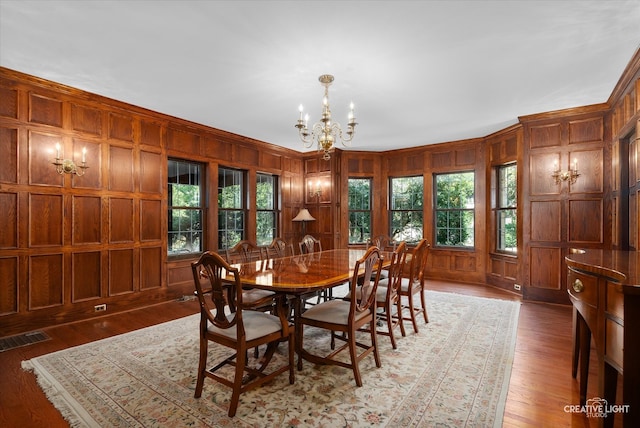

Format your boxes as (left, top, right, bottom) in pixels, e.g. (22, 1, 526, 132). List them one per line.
(226, 248, 393, 366)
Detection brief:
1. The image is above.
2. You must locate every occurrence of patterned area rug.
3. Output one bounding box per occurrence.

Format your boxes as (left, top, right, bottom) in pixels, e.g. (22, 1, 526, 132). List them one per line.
(22, 290, 520, 427)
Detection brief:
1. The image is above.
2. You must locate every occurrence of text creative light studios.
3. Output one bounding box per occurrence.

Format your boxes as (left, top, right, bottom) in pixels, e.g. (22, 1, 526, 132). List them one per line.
(564, 397, 630, 419)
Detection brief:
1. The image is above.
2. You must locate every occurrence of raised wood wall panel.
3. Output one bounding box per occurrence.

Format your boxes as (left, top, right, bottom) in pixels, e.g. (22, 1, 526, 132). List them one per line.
(72, 251, 101, 301)
(529, 123, 561, 148)
(108, 146, 133, 191)
(568, 199, 603, 243)
(109, 249, 134, 295)
(29, 194, 63, 247)
(612, 140, 620, 191)
(203, 136, 232, 160)
(166, 262, 192, 288)
(0, 257, 18, 314)
(530, 201, 561, 241)
(0, 127, 18, 183)
(261, 151, 282, 170)
(29, 131, 63, 186)
(568, 117, 603, 144)
(71, 104, 102, 136)
(28, 253, 63, 309)
(504, 259, 517, 280)
(139, 150, 162, 194)
(167, 127, 200, 154)
(72, 139, 101, 189)
(529, 152, 559, 195)
(0, 192, 17, 248)
(234, 145, 259, 166)
(140, 247, 162, 290)
(569, 148, 603, 193)
(631, 192, 637, 249)
(455, 147, 476, 166)
(29, 93, 62, 128)
(140, 199, 162, 241)
(109, 198, 134, 243)
(0, 87, 18, 119)
(108, 113, 133, 142)
(529, 247, 561, 290)
(140, 120, 162, 148)
(72, 196, 101, 245)
(431, 151, 453, 169)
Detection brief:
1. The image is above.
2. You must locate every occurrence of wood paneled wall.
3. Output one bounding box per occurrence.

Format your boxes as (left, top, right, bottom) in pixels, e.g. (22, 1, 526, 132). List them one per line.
(521, 108, 611, 303)
(1, 45, 639, 333)
(0, 68, 303, 335)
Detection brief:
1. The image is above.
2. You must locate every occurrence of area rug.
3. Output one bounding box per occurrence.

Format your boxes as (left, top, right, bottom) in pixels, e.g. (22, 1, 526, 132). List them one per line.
(22, 290, 520, 427)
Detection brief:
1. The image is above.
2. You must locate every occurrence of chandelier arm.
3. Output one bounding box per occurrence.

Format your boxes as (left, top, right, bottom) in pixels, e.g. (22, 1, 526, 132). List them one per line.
(329, 122, 354, 146)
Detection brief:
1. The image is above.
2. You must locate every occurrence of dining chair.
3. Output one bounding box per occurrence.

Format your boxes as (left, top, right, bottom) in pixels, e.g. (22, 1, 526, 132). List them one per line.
(368, 234, 397, 251)
(359, 241, 408, 349)
(224, 240, 275, 313)
(298, 234, 322, 254)
(191, 251, 294, 417)
(396, 239, 430, 333)
(296, 246, 383, 386)
(297, 234, 331, 305)
(266, 237, 295, 259)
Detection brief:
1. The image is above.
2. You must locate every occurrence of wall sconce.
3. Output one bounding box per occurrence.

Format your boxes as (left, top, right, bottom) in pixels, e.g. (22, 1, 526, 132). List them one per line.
(552, 159, 579, 184)
(308, 181, 322, 198)
(52, 143, 88, 176)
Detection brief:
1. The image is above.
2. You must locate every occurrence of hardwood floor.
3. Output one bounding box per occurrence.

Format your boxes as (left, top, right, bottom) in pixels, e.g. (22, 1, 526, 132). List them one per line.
(0, 280, 622, 427)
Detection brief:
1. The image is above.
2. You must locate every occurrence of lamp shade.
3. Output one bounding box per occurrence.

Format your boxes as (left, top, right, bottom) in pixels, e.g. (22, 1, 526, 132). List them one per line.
(292, 208, 315, 222)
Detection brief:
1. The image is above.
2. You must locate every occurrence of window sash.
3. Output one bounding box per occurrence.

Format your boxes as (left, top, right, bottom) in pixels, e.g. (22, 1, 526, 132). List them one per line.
(168, 159, 203, 255)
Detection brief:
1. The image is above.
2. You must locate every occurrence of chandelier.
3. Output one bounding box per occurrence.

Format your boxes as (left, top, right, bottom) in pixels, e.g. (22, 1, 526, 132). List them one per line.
(295, 74, 357, 160)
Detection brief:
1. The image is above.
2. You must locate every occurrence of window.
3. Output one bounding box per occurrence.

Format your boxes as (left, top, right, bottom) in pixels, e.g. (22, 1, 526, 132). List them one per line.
(168, 159, 203, 255)
(495, 164, 517, 253)
(435, 172, 475, 247)
(348, 178, 372, 244)
(256, 173, 278, 246)
(389, 176, 423, 243)
(218, 167, 245, 250)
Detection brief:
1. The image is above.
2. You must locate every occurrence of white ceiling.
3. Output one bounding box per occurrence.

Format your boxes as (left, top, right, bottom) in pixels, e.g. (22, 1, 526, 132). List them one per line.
(1, 1, 639, 154)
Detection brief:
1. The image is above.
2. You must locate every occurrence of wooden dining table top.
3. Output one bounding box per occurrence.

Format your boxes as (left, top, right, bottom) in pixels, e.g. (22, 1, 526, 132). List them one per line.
(227, 248, 392, 294)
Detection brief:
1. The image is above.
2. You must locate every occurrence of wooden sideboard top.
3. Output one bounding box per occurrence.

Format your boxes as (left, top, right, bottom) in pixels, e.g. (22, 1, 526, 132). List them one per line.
(565, 249, 640, 290)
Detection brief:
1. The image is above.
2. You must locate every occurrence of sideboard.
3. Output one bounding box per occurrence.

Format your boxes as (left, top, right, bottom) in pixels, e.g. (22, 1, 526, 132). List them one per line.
(565, 249, 640, 427)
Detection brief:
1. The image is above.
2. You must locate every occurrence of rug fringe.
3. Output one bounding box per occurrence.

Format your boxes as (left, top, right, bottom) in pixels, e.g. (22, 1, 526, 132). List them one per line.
(22, 360, 100, 427)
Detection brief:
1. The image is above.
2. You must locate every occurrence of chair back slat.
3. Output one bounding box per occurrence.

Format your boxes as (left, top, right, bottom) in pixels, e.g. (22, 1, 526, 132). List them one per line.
(387, 241, 408, 297)
(192, 251, 241, 330)
(352, 246, 383, 315)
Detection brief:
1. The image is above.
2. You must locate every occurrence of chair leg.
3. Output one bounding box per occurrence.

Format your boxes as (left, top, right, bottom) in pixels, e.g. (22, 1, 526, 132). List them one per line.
(348, 332, 363, 387)
(228, 346, 246, 417)
(194, 338, 208, 398)
(407, 294, 419, 333)
(420, 289, 429, 323)
(397, 299, 406, 337)
(385, 303, 397, 349)
(371, 317, 381, 368)
(288, 333, 296, 384)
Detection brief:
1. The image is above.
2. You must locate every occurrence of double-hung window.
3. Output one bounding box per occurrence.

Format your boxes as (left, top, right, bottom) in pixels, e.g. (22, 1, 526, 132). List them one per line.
(348, 178, 372, 244)
(168, 159, 203, 255)
(218, 167, 245, 250)
(495, 164, 517, 253)
(389, 176, 424, 243)
(434, 171, 475, 247)
(256, 173, 278, 246)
